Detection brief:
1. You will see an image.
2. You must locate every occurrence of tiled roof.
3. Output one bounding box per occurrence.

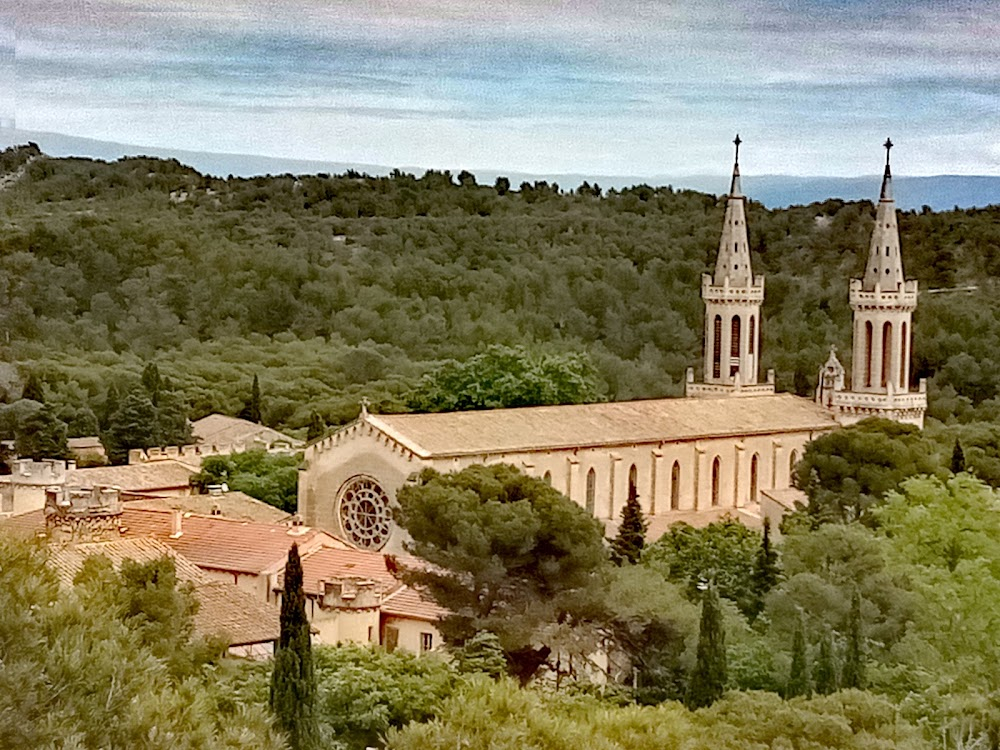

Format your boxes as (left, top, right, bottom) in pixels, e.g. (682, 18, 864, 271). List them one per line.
(48, 538, 278, 645)
(0, 508, 45, 537)
(192, 414, 300, 448)
(68, 460, 196, 492)
(368, 393, 837, 457)
(292, 546, 418, 596)
(381, 585, 448, 622)
(118, 507, 345, 574)
(124, 491, 291, 524)
(68, 436, 104, 450)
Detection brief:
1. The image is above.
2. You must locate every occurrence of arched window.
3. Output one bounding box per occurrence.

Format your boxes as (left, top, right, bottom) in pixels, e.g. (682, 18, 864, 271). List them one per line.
(712, 315, 722, 379)
(864, 321, 874, 387)
(586, 469, 596, 515)
(731, 316, 741, 358)
(900, 321, 908, 389)
(711, 457, 721, 507)
(750, 453, 759, 503)
(881, 321, 892, 388)
(628, 464, 638, 502)
(789, 450, 799, 483)
(543, 470, 552, 485)
(749, 315, 755, 355)
(671, 461, 680, 510)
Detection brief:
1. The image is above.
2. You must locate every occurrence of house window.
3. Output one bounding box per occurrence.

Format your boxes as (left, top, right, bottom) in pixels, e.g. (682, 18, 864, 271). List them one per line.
(384, 626, 399, 653)
(586, 468, 596, 515)
(628, 464, 638, 502)
(711, 457, 721, 507)
(881, 321, 892, 388)
(789, 450, 799, 483)
(670, 461, 680, 510)
(750, 454, 759, 504)
(712, 315, 722, 379)
(421, 632, 434, 652)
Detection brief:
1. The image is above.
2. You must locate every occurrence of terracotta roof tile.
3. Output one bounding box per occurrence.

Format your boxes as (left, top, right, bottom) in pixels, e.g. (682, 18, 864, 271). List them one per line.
(118, 507, 345, 574)
(124, 492, 291, 524)
(368, 393, 837, 457)
(67, 460, 196, 492)
(291, 546, 418, 596)
(192, 414, 300, 448)
(381, 585, 448, 622)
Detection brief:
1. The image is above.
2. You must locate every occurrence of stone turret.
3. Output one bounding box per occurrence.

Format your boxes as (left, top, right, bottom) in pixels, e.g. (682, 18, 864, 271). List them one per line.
(827, 140, 927, 427)
(687, 135, 775, 398)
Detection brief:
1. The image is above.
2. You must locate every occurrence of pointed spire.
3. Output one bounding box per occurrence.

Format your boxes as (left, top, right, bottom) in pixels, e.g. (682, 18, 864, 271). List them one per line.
(862, 139, 903, 290)
(880, 137, 893, 201)
(713, 135, 752, 286)
(730, 134, 743, 197)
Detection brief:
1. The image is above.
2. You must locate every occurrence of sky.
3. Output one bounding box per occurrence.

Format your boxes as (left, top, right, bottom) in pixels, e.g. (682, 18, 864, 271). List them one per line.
(2, 0, 999, 177)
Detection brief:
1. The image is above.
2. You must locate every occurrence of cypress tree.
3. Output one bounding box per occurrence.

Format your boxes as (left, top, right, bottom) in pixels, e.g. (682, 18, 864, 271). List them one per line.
(100, 382, 120, 431)
(140, 362, 161, 406)
(270, 543, 319, 750)
(749, 517, 780, 620)
(239, 374, 263, 424)
(842, 589, 865, 689)
(814, 627, 837, 695)
(951, 438, 966, 474)
(21, 372, 45, 403)
(786, 612, 810, 698)
(610, 484, 648, 565)
(306, 410, 325, 443)
(686, 584, 727, 709)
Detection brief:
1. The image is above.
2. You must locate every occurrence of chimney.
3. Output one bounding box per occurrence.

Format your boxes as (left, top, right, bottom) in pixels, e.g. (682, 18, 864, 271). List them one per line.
(170, 509, 183, 538)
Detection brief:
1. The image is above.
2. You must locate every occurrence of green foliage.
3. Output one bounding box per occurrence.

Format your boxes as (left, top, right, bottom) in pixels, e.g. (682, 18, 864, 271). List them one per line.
(814, 628, 837, 695)
(748, 517, 781, 621)
(20, 371, 45, 402)
(452, 631, 508, 680)
(271, 543, 319, 750)
(786, 612, 810, 698)
(14, 402, 69, 460)
(306, 410, 325, 442)
(406, 344, 600, 412)
(841, 590, 865, 690)
(395, 464, 608, 683)
(642, 517, 761, 618)
(793, 418, 942, 525)
(609, 484, 647, 565)
(686, 585, 727, 709)
(0, 534, 283, 749)
(951, 437, 966, 474)
(192, 450, 302, 512)
(239, 373, 263, 423)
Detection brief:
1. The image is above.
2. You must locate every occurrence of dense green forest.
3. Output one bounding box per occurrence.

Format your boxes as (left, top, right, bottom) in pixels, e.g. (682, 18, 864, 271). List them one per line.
(1, 143, 999, 443)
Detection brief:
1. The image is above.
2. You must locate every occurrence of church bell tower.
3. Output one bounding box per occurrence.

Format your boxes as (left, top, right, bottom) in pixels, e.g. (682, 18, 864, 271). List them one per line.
(823, 139, 927, 427)
(687, 136, 775, 398)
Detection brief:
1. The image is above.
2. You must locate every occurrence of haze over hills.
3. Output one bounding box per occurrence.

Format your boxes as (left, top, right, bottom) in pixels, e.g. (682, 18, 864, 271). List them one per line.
(3, 127, 999, 211)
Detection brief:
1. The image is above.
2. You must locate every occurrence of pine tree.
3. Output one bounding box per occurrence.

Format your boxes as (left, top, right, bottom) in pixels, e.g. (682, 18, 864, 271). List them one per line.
(951, 438, 966, 474)
(306, 410, 325, 443)
(270, 543, 319, 750)
(686, 584, 727, 709)
(102, 389, 157, 464)
(21, 372, 45, 403)
(15, 405, 69, 460)
(239, 374, 263, 424)
(842, 589, 865, 689)
(786, 612, 810, 697)
(610, 484, 647, 565)
(748, 517, 780, 620)
(813, 627, 837, 695)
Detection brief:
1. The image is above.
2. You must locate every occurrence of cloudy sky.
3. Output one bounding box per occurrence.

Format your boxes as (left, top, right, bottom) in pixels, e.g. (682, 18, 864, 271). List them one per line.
(3, 0, 999, 177)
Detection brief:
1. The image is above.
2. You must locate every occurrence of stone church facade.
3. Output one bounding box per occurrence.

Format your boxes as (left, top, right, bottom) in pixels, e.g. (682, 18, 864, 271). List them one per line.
(299, 139, 925, 553)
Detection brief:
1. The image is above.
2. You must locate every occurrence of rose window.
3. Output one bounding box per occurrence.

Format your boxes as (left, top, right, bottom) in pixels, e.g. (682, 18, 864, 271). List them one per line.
(337, 475, 393, 550)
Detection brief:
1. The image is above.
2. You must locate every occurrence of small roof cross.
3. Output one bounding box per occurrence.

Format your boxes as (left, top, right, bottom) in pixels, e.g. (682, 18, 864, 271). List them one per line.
(883, 137, 893, 166)
(733, 134, 742, 165)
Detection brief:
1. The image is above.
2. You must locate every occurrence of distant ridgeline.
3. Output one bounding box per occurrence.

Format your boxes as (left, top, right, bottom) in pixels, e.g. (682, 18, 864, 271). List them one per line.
(0, 143, 999, 436)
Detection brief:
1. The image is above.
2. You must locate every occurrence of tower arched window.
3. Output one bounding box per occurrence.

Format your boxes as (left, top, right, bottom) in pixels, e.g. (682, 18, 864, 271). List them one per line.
(585, 469, 596, 515)
(671, 461, 680, 510)
(712, 315, 722, 379)
(711, 457, 721, 507)
(789, 450, 799, 483)
(750, 453, 759, 503)
(628, 464, 638, 502)
(749, 316, 755, 355)
(881, 321, 892, 388)
(730, 316, 741, 377)
(901, 321, 908, 389)
(864, 321, 874, 387)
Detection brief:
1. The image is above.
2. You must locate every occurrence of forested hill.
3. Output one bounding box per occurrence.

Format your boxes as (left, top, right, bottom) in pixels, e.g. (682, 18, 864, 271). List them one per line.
(1, 143, 999, 435)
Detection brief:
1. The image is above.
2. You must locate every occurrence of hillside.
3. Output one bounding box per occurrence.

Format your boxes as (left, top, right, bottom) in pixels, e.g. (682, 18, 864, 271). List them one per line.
(0, 144, 999, 435)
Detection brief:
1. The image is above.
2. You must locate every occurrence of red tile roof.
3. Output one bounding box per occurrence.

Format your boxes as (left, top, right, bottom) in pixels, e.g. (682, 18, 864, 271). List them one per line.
(293, 546, 413, 596)
(381, 585, 448, 622)
(118, 507, 346, 575)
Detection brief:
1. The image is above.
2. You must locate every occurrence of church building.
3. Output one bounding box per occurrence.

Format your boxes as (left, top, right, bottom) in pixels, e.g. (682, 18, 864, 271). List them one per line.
(299, 139, 923, 553)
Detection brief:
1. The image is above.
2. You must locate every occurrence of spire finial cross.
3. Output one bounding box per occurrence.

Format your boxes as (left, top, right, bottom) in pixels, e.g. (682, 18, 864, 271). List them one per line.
(883, 137, 893, 166)
(733, 133, 742, 165)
